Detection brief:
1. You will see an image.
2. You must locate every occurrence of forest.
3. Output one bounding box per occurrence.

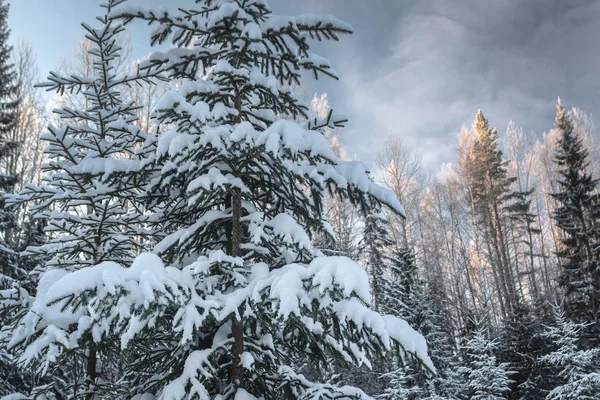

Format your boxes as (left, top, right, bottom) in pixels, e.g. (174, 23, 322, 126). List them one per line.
(1, 0, 600, 399)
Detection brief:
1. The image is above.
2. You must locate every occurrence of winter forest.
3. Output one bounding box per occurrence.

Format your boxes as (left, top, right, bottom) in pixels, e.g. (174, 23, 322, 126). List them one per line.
(1, 0, 600, 399)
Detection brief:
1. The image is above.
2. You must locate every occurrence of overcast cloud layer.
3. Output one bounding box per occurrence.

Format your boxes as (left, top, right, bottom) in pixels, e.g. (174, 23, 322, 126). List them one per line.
(11, 0, 600, 169)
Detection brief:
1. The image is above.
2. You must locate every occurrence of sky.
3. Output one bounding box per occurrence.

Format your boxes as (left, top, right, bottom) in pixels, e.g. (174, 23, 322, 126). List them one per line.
(9, 0, 600, 170)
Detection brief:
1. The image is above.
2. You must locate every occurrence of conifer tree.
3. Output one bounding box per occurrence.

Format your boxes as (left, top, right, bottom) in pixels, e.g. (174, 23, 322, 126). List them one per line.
(34, 1, 433, 398)
(361, 209, 395, 309)
(379, 247, 416, 319)
(458, 326, 513, 400)
(551, 99, 600, 329)
(463, 110, 518, 316)
(381, 249, 461, 399)
(498, 302, 552, 400)
(382, 363, 424, 400)
(3, 1, 157, 398)
(0, 2, 30, 397)
(0, 0, 20, 283)
(506, 188, 543, 300)
(540, 306, 600, 400)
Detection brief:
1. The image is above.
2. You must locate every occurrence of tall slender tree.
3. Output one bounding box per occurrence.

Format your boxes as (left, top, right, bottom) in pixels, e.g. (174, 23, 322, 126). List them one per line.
(362, 209, 395, 309)
(0, 0, 20, 283)
(551, 99, 600, 330)
(462, 110, 518, 316)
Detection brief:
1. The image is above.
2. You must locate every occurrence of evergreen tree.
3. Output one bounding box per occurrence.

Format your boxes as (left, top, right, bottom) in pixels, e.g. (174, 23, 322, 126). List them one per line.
(379, 247, 416, 319)
(540, 306, 600, 400)
(420, 284, 462, 399)
(382, 363, 424, 400)
(381, 249, 461, 399)
(551, 99, 600, 329)
(461, 110, 518, 316)
(0, 2, 30, 397)
(361, 209, 394, 310)
(497, 302, 553, 400)
(506, 188, 543, 300)
(463, 110, 518, 316)
(458, 325, 513, 400)
(0, 0, 20, 283)
(3, 1, 157, 398)
(0, 282, 31, 398)
(17, 1, 434, 399)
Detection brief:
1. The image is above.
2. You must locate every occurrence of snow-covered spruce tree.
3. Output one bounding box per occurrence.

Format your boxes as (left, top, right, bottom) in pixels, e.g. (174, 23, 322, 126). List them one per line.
(496, 302, 552, 400)
(361, 209, 394, 310)
(0, 285, 32, 398)
(317, 210, 397, 397)
(3, 1, 157, 398)
(551, 99, 600, 330)
(381, 363, 423, 400)
(417, 286, 461, 400)
(540, 306, 600, 400)
(0, 0, 20, 285)
(379, 247, 416, 319)
(458, 326, 513, 400)
(36, 1, 433, 398)
(381, 249, 461, 400)
(497, 301, 563, 400)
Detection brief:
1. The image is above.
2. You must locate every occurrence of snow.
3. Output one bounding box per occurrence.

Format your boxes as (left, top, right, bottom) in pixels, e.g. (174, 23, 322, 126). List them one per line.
(9, 268, 75, 354)
(14, 249, 432, 382)
(156, 90, 211, 124)
(241, 22, 262, 41)
(383, 315, 434, 372)
(300, 53, 338, 79)
(257, 120, 337, 160)
(0, 395, 29, 400)
(187, 168, 249, 195)
(154, 210, 230, 255)
(131, 395, 156, 400)
(249, 69, 278, 95)
(335, 161, 406, 217)
(68, 158, 142, 181)
(249, 212, 313, 251)
(295, 14, 354, 33)
(161, 350, 213, 400)
(207, 2, 247, 29)
(240, 351, 255, 370)
(234, 389, 258, 400)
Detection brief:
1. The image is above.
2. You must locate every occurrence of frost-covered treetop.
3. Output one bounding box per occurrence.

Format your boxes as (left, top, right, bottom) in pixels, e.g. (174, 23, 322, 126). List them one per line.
(110, 1, 403, 266)
(113, 0, 352, 83)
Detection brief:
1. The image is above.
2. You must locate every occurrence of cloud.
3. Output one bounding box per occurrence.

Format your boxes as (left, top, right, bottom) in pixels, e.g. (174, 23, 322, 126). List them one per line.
(322, 0, 600, 169)
(20, 0, 599, 171)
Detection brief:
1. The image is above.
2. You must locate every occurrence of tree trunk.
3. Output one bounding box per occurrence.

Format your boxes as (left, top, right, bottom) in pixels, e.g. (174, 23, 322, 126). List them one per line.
(229, 192, 245, 391)
(85, 344, 97, 400)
